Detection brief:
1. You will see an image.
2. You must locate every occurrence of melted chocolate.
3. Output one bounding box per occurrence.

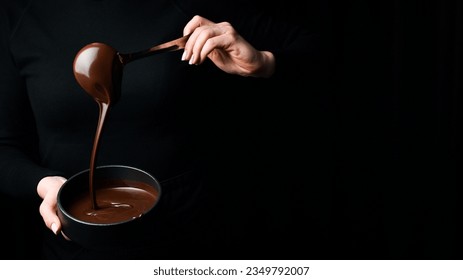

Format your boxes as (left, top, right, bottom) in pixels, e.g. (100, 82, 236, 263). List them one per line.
(67, 179, 159, 224)
(72, 43, 157, 224)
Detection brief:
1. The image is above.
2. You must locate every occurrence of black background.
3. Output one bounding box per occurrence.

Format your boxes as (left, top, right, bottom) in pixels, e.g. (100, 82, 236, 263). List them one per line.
(214, 0, 462, 259)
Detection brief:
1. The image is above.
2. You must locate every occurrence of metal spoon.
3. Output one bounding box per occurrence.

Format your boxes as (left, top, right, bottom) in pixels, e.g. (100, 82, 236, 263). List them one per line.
(73, 34, 190, 105)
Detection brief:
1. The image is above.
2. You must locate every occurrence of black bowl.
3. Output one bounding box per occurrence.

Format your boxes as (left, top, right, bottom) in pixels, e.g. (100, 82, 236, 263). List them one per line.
(57, 165, 161, 249)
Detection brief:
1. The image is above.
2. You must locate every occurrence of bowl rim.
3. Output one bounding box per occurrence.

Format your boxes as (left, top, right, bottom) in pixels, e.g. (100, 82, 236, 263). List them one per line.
(57, 164, 162, 227)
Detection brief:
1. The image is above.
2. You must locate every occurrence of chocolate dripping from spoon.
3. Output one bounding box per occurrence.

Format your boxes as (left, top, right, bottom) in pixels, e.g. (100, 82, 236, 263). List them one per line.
(73, 34, 189, 210)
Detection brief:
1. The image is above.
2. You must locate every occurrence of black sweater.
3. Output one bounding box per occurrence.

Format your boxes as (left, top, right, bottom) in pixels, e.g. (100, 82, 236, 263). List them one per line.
(0, 0, 317, 199)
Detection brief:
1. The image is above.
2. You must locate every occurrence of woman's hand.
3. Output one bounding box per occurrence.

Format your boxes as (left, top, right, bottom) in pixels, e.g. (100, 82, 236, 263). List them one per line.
(37, 176, 68, 238)
(182, 15, 275, 78)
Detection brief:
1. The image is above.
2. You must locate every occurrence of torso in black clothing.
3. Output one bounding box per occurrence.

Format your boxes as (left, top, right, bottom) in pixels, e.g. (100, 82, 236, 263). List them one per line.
(10, 0, 207, 180)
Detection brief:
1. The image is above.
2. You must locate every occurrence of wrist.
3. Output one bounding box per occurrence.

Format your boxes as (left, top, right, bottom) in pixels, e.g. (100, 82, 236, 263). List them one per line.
(251, 51, 275, 78)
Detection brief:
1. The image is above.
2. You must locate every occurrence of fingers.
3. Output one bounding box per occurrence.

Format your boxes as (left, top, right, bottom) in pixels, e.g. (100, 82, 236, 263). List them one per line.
(181, 15, 271, 77)
(37, 176, 67, 236)
(39, 195, 61, 235)
(182, 16, 234, 65)
(182, 15, 213, 36)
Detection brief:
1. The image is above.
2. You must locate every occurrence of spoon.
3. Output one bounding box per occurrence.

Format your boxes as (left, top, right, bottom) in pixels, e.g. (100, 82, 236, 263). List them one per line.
(72, 34, 189, 210)
(73, 34, 190, 105)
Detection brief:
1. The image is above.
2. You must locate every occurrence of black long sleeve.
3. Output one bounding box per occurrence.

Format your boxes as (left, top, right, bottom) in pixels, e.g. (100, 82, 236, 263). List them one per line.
(0, 0, 320, 199)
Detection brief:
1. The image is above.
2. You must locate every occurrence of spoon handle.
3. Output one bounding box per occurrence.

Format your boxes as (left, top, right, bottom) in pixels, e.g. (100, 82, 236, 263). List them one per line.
(118, 34, 190, 65)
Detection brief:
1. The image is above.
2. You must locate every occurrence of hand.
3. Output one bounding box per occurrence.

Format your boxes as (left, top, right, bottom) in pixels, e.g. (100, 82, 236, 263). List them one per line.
(37, 176, 69, 239)
(182, 15, 275, 78)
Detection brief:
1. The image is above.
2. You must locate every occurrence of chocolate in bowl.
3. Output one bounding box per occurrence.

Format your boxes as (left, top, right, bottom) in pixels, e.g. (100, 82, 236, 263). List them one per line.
(57, 165, 161, 249)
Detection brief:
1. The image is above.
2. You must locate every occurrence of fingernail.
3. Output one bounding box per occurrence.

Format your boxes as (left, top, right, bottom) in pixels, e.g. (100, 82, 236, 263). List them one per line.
(51, 223, 58, 235)
(181, 51, 186, 61)
(189, 54, 195, 65)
